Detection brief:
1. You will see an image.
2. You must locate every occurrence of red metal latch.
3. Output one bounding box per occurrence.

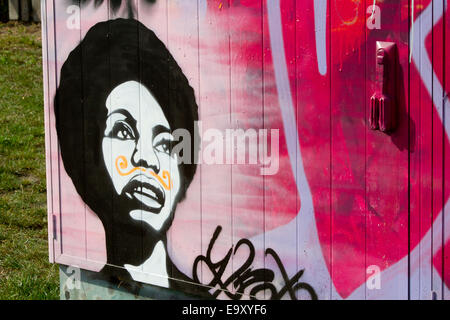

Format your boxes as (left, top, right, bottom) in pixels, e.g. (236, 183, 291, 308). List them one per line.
(369, 41, 398, 133)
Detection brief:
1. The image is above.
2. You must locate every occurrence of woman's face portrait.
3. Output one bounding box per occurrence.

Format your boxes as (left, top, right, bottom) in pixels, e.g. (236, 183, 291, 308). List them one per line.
(101, 80, 181, 232)
(55, 18, 200, 284)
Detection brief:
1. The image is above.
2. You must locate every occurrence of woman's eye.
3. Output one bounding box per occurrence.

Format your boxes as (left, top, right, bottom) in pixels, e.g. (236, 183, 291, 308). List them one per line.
(154, 139, 173, 155)
(109, 122, 135, 140)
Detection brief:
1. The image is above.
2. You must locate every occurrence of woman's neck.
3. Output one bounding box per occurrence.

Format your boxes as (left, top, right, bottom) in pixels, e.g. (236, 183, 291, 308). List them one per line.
(123, 240, 170, 288)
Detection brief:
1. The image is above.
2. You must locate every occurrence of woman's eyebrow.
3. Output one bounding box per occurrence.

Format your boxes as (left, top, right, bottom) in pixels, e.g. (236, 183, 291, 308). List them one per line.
(107, 109, 137, 127)
(153, 125, 171, 137)
(107, 108, 133, 119)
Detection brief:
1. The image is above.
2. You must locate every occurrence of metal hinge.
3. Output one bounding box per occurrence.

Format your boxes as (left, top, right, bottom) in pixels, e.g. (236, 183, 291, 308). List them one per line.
(431, 291, 438, 300)
(52, 214, 57, 240)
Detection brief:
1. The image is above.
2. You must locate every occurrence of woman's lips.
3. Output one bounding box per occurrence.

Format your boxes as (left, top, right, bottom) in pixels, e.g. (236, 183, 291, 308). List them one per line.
(122, 176, 165, 213)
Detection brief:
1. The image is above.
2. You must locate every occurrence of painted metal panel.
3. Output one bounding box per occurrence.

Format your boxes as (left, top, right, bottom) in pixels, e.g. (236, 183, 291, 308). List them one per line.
(42, 0, 449, 299)
(365, 0, 410, 300)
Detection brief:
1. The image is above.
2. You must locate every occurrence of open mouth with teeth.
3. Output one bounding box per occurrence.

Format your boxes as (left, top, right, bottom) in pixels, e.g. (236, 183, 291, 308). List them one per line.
(122, 178, 166, 214)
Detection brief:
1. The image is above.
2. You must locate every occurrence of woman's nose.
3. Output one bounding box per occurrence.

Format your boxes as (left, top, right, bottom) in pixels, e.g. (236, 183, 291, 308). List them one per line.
(131, 139, 160, 174)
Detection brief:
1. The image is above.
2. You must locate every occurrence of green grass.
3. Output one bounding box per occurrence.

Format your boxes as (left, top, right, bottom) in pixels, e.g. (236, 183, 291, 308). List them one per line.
(0, 21, 59, 300)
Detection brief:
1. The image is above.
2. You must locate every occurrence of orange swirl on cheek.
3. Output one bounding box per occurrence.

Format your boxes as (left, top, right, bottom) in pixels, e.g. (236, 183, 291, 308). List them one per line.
(116, 155, 145, 176)
(115, 155, 173, 191)
(150, 171, 172, 191)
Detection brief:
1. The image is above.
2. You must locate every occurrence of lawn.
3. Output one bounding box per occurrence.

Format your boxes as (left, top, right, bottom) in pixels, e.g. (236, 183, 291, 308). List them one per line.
(0, 21, 59, 299)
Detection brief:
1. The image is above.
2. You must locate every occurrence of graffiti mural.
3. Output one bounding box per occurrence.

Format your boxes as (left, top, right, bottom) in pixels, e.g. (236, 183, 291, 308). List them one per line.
(54, 17, 209, 294)
(43, 0, 449, 300)
(193, 226, 317, 300)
